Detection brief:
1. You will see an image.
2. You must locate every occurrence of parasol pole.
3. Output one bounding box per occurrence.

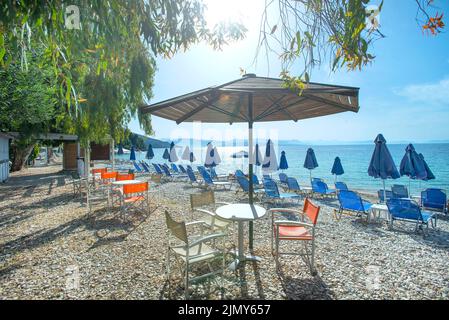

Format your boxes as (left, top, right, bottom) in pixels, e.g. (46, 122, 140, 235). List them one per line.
(248, 94, 254, 250)
(409, 177, 411, 197)
(383, 179, 387, 204)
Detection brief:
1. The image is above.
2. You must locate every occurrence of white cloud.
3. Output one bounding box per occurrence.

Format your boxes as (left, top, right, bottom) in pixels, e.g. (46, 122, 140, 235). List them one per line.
(394, 77, 449, 105)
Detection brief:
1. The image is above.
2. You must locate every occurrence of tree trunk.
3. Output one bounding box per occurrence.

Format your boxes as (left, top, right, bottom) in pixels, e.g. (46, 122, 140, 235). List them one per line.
(11, 143, 36, 172)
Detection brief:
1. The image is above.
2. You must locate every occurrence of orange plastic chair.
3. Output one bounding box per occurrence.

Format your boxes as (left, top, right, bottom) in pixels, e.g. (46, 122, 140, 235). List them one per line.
(92, 168, 108, 175)
(91, 167, 108, 187)
(116, 173, 135, 181)
(110, 173, 135, 207)
(269, 198, 320, 274)
(120, 182, 150, 219)
(101, 171, 118, 185)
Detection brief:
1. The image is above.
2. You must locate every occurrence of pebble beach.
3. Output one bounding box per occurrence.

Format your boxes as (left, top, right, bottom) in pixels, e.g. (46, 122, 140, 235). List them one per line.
(1, 165, 448, 300)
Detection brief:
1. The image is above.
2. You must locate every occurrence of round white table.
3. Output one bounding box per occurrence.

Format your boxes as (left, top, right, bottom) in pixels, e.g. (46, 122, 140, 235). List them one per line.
(216, 203, 267, 270)
(111, 179, 143, 186)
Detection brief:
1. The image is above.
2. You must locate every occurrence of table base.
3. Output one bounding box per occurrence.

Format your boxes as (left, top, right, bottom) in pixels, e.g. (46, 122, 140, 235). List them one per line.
(228, 250, 262, 271)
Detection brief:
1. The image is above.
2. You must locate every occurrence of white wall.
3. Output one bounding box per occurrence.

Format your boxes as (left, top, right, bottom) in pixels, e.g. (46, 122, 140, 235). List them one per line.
(0, 136, 10, 182)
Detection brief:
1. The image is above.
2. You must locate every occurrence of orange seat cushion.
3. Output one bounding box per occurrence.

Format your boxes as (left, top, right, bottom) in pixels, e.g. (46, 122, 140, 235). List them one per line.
(276, 225, 313, 240)
(124, 195, 145, 203)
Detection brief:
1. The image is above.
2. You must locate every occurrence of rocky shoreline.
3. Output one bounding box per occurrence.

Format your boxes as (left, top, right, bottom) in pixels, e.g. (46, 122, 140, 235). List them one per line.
(1, 165, 448, 300)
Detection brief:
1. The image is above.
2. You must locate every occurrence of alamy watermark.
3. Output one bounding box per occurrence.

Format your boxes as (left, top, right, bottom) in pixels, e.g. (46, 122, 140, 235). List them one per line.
(65, 5, 81, 30)
(65, 264, 80, 290)
(365, 265, 381, 290)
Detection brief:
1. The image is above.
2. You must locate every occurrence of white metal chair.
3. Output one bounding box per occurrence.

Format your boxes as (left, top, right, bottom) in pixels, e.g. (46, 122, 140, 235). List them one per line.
(69, 171, 84, 198)
(165, 211, 226, 299)
(189, 191, 232, 232)
(85, 178, 108, 215)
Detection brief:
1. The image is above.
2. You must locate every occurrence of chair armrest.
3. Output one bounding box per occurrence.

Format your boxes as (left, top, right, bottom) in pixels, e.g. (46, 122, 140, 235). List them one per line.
(269, 208, 303, 215)
(185, 221, 207, 227)
(189, 233, 227, 248)
(273, 220, 314, 228)
(216, 201, 231, 206)
(194, 208, 216, 217)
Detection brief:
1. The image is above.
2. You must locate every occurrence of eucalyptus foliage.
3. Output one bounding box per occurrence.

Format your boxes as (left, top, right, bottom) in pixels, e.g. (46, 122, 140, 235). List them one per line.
(256, 0, 444, 91)
(0, 1, 246, 146)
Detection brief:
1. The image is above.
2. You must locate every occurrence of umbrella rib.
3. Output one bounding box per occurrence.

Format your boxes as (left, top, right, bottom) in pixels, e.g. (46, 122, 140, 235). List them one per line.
(256, 97, 308, 121)
(265, 95, 298, 122)
(303, 94, 359, 112)
(205, 104, 248, 122)
(175, 95, 221, 124)
(253, 95, 288, 121)
(140, 88, 213, 113)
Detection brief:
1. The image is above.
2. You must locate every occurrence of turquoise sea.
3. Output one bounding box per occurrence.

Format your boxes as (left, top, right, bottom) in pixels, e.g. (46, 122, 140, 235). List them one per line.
(116, 143, 449, 195)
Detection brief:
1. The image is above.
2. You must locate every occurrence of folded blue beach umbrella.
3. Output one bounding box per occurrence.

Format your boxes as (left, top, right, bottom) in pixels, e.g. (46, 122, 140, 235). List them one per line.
(169, 142, 179, 162)
(205, 142, 217, 168)
(331, 157, 344, 181)
(279, 151, 288, 171)
(262, 139, 278, 174)
(400, 144, 427, 193)
(146, 144, 154, 160)
(189, 151, 196, 163)
(368, 134, 400, 202)
(162, 148, 170, 160)
(400, 144, 427, 179)
(118, 145, 124, 155)
(419, 153, 435, 181)
(304, 148, 318, 182)
(130, 146, 136, 161)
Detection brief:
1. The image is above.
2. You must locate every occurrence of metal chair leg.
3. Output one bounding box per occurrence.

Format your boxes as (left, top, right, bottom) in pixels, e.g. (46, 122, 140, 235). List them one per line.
(184, 263, 190, 300)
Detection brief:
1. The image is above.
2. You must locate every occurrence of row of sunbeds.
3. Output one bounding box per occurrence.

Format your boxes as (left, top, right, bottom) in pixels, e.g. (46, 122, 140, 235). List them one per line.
(131, 161, 446, 231)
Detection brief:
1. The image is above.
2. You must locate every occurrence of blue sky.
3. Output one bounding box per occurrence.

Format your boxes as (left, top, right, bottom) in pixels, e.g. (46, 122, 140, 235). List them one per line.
(129, 0, 449, 143)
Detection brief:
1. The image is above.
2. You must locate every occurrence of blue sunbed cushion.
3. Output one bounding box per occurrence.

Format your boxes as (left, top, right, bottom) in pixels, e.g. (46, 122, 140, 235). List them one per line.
(362, 201, 372, 212)
(421, 211, 436, 223)
(279, 192, 300, 199)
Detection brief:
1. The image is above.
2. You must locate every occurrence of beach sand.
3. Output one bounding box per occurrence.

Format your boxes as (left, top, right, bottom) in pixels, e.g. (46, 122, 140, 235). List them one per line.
(0, 165, 448, 300)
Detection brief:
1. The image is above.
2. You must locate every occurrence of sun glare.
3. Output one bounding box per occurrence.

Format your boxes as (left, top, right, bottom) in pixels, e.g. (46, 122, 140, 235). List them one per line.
(204, 0, 257, 28)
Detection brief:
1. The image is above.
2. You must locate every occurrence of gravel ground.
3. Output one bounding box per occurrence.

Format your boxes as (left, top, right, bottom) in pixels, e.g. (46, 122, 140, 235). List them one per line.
(1, 165, 448, 300)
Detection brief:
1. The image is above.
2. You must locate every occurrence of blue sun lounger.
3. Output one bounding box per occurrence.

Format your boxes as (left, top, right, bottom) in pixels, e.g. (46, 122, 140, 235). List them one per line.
(199, 169, 231, 190)
(312, 180, 336, 198)
(263, 179, 300, 205)
(336, 190, 372, 220)
(377, 189, 393, 203)
(178, 165, 187, 174)
(132, 161, 145, 174)
(152, 163, 163, 175)
(335, 182, 349, 191)
(387, 198, 437, 232)
(186, 168, 204, 187)
(421, 188, 447, 214)
(286, 177, 304, 196)
(391, 184, 409, 199)
(278, 173, 288, 185)
(139, 161, 151, 173)
(236, 176, 265, 198)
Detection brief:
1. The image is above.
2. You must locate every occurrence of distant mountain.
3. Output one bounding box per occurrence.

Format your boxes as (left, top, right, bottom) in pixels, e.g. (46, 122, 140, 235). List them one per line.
(123, 133, 170, 150)
(149, 137, 449, 147)
(144, 136, 170, 148)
